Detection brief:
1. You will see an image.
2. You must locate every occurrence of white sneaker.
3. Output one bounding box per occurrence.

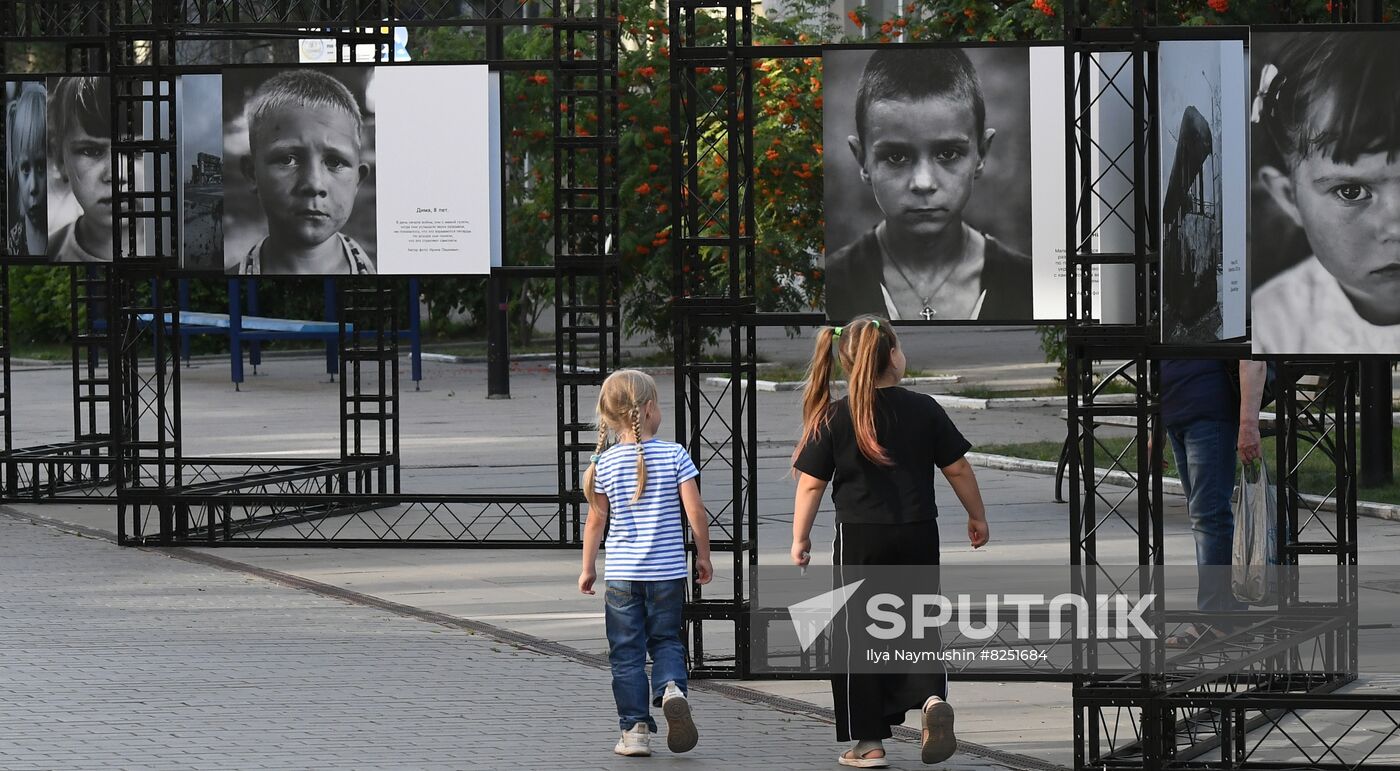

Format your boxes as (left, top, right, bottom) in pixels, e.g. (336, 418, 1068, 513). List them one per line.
(661, 682, 698, 753)
(614, 722, 652, 757)
(921, 695, 957, 765)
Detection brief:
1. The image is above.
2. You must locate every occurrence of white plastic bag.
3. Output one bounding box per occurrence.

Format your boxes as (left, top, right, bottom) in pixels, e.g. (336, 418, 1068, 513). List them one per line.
(1231, 460, 1278, 605)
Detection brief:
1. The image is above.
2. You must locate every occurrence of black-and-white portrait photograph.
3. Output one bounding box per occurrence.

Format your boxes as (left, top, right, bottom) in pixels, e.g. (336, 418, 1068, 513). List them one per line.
(822, 45, 1036, 323)
(6, 82, 47, 258)
(178, 74, 224, 272)
(1249, 30, 1400, 354)
(222, 67, 377, 275)
(1157, 40, 1246, 344)
(47, 76, 118, 263)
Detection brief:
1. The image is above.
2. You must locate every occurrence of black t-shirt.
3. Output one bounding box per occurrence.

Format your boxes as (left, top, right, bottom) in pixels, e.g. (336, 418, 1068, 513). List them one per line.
(793, 387, 972, 525)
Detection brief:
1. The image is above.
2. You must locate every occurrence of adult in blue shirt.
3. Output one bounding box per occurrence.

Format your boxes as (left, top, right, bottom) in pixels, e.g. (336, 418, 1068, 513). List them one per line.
(1159, 359, 1267, 645)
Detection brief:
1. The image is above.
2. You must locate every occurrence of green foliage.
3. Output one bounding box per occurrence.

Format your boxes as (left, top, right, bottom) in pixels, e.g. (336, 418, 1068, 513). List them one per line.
(1037, 324, 1067, 384)
(8, 267, 73, 347)
(616, 0, 835, 348)
(408, 25, 557, 345)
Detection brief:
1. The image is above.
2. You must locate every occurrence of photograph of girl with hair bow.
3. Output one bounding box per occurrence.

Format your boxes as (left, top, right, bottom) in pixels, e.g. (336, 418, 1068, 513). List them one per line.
(1250, 30, 1400, 355)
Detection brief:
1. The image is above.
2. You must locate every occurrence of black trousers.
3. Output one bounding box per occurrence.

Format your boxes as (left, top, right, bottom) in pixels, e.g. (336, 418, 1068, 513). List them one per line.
(831, 519, 947, 742)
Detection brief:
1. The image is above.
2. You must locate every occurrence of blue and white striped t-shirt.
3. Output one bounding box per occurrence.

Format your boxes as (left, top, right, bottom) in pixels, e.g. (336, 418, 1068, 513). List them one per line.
(593, 439, 699, 581)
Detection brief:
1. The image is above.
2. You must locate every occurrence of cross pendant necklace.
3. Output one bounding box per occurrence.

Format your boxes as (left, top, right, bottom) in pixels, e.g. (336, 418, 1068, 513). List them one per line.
(873, 225, 974, 321)
(879, 228, 960, 321)
(898, 287, 938, 320)
(894, 266, 943, 320)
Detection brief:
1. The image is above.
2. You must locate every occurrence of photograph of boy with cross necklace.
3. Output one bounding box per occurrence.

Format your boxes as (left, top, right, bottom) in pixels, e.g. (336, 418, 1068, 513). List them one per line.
(822, 46, 1036, 323)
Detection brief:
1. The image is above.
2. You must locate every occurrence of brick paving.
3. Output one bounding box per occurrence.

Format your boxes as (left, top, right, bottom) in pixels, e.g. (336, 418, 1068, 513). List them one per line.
(0, 514, 1026, 771)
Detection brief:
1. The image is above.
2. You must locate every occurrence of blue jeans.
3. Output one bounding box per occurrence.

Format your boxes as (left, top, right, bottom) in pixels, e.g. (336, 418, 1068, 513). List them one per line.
(1168, 419, 1246, 613)
(605, 578, 688, 731)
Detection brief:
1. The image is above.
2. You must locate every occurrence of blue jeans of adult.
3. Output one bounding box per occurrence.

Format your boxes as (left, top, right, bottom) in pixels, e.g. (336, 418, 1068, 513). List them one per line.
(1168, 418, 1246, 613)
(605, 578, 688, 732)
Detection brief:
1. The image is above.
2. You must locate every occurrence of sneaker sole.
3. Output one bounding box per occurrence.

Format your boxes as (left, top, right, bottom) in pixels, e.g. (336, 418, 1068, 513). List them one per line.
(663, 697, 698, 753)
(921, 700, 956, 765)
(614, 745, 652, 758)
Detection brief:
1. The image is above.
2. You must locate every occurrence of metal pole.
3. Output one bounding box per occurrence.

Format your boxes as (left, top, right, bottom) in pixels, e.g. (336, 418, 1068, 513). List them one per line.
(486, 275, 511, 399)
(1359, 360, 1392, 488)
(485, 9, 510, 399)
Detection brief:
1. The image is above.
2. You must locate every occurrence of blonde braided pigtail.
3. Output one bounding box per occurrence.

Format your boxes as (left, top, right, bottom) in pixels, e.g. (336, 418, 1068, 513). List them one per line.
(630, 406, 648, 503)
(592, 369, 659, 507)
(583, 424, 608, 510)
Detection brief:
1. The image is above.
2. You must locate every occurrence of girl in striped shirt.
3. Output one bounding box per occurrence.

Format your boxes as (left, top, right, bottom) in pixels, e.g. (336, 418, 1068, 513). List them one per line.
(579, 370, 713, 758)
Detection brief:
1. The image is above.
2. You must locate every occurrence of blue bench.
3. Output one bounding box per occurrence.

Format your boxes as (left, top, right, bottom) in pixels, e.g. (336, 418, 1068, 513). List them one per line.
(150, 278, 424, 389)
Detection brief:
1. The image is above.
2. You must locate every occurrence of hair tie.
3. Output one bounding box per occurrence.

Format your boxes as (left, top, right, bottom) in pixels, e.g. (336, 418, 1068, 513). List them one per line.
(871, 319, 880, 329)
(1250, 63, 1282, 125)
(589, 454, 600, 462)
(831, 326, 844, 338)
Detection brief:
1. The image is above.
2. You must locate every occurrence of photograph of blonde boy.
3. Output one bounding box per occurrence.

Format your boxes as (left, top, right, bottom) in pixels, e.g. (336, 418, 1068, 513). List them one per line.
(46, 76, 118, 263)
(5, 82, 46, 257)
(823, 46, 1034, 324)
(1250, 30, 1400, 354)
(222, 68, 377, 275)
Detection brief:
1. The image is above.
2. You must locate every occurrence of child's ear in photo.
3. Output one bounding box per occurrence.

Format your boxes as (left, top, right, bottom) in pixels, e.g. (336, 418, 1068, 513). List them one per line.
(846, 134, 870, 185)
(1256, 165, 1303, 230)
(973, 127, 996, 179)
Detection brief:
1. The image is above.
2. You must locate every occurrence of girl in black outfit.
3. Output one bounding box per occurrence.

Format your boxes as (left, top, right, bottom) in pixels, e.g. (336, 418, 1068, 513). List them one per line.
(791, 315, 991, 767)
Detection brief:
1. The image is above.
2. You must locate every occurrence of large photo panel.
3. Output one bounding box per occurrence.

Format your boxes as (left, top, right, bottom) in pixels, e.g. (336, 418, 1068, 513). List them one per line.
(210, 64, 493, 276)
(1250, 29, 1400, 354)
(1157, 39, 1247, 345)
(822, 44, 1065, 323)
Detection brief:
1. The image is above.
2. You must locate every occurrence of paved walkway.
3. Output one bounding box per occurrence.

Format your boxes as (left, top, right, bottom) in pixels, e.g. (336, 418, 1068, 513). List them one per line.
(0, 512, 1036, 771)
(6, 349, 1399, 769)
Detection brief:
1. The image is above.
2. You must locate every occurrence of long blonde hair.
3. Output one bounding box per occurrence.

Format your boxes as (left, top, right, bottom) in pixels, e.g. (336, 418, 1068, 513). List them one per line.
(794, 315, 898, 467)
(583, 369, 660, 509)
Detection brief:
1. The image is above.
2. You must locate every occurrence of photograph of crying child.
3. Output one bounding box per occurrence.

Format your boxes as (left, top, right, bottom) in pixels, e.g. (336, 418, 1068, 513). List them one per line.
(46, 76, 123, 263)
(223, 68, 377, 275)
(822, 46, 1034, 324)
(1250, 30, 1400, 355)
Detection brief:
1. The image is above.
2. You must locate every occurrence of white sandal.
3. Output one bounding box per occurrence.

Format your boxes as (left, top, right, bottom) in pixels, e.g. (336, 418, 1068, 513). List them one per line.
(838, 741, 890, 768)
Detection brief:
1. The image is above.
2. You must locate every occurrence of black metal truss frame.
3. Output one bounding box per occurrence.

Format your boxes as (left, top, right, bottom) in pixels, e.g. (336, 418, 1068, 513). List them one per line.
(1062, 0, 1376, 767)
(669, 0, 769, 679)
(0, 0, 619, 545)
(671, 2, 1383, 769)
(0, 0, 117, 501)
(0, 264, 116, 503)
